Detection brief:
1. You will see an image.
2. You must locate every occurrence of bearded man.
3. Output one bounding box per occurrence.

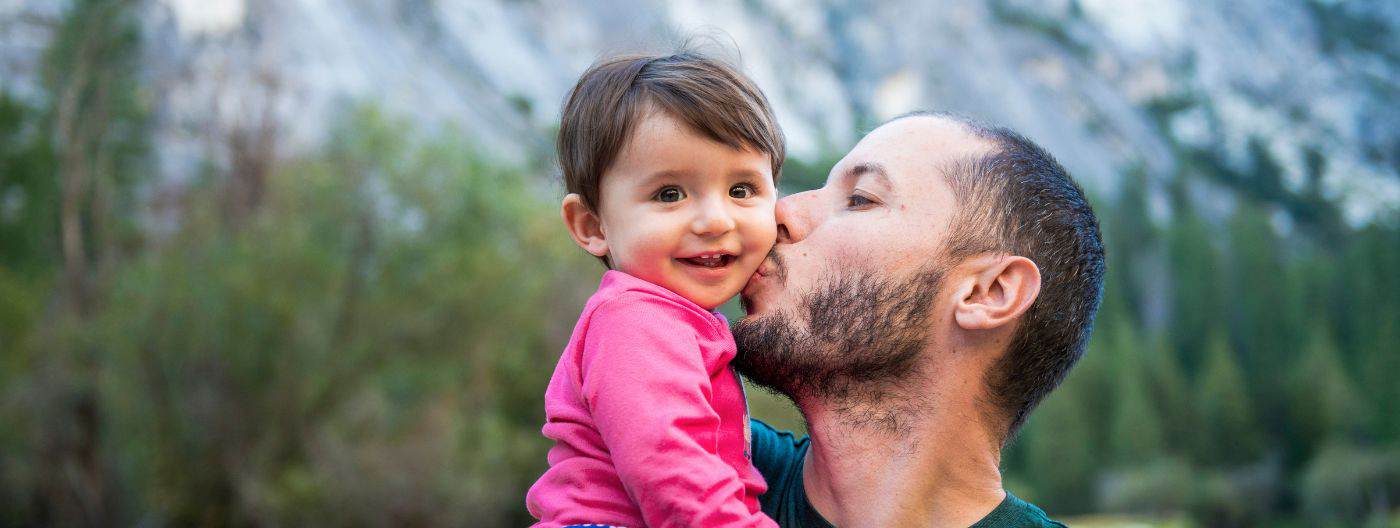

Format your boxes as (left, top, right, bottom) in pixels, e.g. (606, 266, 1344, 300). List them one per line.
(734, 112, 1105, 528)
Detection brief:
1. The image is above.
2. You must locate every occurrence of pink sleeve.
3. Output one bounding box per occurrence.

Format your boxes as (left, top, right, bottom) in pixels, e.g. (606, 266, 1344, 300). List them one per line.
(581, 293, 776, 528)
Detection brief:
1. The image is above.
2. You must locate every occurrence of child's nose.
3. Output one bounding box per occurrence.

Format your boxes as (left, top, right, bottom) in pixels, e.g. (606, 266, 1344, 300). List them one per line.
(691, 198, 737, 236)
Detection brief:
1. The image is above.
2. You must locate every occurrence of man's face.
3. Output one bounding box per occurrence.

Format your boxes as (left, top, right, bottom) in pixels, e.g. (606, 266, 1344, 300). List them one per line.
(734, 116, 993, 401)
(741, 116, 989, 317)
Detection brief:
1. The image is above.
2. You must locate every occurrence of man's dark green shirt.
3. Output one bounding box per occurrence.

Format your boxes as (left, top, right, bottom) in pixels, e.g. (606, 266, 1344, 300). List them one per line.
(750, 419, 1066, 527)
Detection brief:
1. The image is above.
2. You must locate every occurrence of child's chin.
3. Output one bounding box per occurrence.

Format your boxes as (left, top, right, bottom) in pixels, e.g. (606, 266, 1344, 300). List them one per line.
(681, 289, 731, 311)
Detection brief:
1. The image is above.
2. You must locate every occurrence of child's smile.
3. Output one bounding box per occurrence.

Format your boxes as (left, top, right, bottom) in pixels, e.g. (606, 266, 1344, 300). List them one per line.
(675, 250, 741, 284)
(679, 252, 735, 269)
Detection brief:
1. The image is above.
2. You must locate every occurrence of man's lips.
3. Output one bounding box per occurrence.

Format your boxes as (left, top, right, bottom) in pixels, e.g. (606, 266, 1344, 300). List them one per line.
(743, 249, 784, 300)
(742, 271, 766, 295)
(753, 249, 784, 281)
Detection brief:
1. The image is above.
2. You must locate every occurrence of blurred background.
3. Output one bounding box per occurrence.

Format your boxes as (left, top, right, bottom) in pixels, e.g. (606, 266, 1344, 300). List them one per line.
(1, 0, 1397, 526)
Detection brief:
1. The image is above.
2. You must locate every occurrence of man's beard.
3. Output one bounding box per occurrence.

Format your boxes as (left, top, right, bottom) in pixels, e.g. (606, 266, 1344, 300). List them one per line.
(732, 262, 946, 411)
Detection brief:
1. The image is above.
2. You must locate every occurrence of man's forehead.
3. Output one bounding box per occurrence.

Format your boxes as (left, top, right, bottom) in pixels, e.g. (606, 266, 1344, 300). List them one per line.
(831, 115, 993, 189)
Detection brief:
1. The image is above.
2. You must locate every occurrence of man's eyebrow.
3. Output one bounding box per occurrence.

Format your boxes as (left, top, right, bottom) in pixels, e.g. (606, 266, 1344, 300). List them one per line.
(845, 162, 892, 189)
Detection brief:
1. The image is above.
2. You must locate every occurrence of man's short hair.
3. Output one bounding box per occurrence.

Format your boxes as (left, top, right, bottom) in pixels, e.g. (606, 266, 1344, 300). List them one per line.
(558, 51, 785, 216)
(899, 111, 1106, 439)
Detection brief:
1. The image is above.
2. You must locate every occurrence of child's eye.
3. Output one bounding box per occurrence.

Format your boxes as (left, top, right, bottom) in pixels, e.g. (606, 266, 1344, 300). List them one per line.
(730, 183, 757, 199)
(655, 186, 686, 203)
(847, 194, 875, 208)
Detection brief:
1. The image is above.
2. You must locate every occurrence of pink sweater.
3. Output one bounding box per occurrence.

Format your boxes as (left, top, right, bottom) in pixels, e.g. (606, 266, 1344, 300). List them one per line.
(527, 271, 775, 528)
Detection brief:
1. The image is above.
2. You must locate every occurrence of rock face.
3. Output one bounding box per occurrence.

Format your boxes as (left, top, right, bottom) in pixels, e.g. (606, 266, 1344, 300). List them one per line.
(2, 0, 1397, 221)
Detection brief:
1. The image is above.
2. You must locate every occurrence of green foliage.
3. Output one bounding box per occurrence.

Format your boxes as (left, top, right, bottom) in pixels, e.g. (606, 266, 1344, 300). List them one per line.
(1186, 463, 1279, 528)
(1096, 165, 1159, 329)
(91, 105, 592, 525)
(1097, 458, 1194, 515)
(1, 97, 597, 525)
(1289, 323, 1367, 454)
(1196, 332, 1265, 466)
(1005, 165, 1400, 525)
(1023, 376, 1097, 513)
(1343, 225, 1400, 443)
(0, 90, 55, 389)
(1106, 323, 1165, 468)
(0, 92, 58, 276)
(779, 154, 841, 194)
(1142, 337, 1196, 458)
(1299, 443, 1400, 525)
(1225, 203, 1306, 407)
(40, 0, 150, 267)
(1164, 201, 1219, 373)
(1358, 320, 1400, 443)
(0, 0, 150, 524)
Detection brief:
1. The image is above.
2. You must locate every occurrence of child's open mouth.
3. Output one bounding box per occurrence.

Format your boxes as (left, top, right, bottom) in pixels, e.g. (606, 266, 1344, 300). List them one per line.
(679, 254, 735, 268)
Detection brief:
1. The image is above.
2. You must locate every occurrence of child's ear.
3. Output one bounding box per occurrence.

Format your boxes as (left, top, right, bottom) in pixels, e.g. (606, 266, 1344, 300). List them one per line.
(561, 193, 609, 258)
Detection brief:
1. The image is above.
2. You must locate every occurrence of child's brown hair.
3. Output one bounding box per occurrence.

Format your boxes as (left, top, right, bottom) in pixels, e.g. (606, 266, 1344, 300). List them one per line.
(558, 51, 785, 215)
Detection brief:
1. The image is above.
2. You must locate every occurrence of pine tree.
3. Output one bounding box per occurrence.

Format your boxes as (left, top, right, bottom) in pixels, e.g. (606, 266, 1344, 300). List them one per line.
(1024, 383, 1098, 513)
(1225, 204, 1310, 457)
(1078, 289, 1130, 452)
(1107, 321, 1166, 466)
(1167, 203, 1221, 375)
(1101, 166, 1157, 326)
(1357, 316, 1400, 444)
(1196, 331, 1266, 465)
(1144, 335, 1196, 457)
(1288, 321, 1367, 467)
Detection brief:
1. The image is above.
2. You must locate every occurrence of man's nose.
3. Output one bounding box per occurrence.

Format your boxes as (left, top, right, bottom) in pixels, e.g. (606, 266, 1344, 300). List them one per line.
(775, 190, 818, 243)
(691, 196, 737, 236)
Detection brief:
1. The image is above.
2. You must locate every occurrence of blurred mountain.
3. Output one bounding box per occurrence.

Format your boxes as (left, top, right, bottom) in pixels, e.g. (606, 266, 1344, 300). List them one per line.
(2, 0, 1397, 223)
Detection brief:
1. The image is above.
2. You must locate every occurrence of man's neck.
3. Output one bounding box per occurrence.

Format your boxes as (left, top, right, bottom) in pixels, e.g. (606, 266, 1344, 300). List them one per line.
(798, 383, 1007, 528)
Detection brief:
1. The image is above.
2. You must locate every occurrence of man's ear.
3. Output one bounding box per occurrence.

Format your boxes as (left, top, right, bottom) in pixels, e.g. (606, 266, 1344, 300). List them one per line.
(952, 255, 1041, 331)
(561, 193, 609, 258)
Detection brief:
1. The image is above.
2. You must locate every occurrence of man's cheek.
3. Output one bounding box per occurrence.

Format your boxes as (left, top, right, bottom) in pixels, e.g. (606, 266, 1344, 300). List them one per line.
(826, 244, 871, 271)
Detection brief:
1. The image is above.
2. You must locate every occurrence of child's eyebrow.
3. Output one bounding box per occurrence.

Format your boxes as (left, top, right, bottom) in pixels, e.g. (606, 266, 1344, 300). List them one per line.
(727, 168, 769, 181)
(634, 167, 768, 188)
(636, 169, 692, 187)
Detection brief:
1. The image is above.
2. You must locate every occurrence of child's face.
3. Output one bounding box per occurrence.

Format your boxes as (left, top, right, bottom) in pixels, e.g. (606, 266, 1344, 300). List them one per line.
(592, 110, 778, 310)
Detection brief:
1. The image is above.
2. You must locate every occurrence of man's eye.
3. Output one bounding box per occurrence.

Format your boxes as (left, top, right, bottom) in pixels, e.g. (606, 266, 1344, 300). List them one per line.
(847, 194, 874, 208)
(655, 186, 686, 203)
(730, 183, 757, 199)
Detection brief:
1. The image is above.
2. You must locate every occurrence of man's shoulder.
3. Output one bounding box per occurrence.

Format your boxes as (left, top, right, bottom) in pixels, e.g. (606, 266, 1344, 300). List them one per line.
(749, 420, 1065, 528)
(749, 419, 837, 527)
(971, 491, 1067, 528)
(748, 418, 808, 484)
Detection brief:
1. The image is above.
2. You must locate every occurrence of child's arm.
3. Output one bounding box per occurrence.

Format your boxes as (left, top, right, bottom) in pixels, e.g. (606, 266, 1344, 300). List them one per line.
(581, 293, 777, 528)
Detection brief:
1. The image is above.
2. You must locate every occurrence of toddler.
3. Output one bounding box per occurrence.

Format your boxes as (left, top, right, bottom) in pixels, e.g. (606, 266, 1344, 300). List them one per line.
(526, 51, 784, 528)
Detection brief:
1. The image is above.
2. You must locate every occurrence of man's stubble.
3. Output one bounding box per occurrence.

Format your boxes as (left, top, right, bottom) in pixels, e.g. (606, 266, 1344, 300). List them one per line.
(732, 256, 948, 428)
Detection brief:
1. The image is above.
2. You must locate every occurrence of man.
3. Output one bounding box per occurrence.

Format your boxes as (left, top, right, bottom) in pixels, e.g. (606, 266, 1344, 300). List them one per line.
(733, 112, 1105, 527)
